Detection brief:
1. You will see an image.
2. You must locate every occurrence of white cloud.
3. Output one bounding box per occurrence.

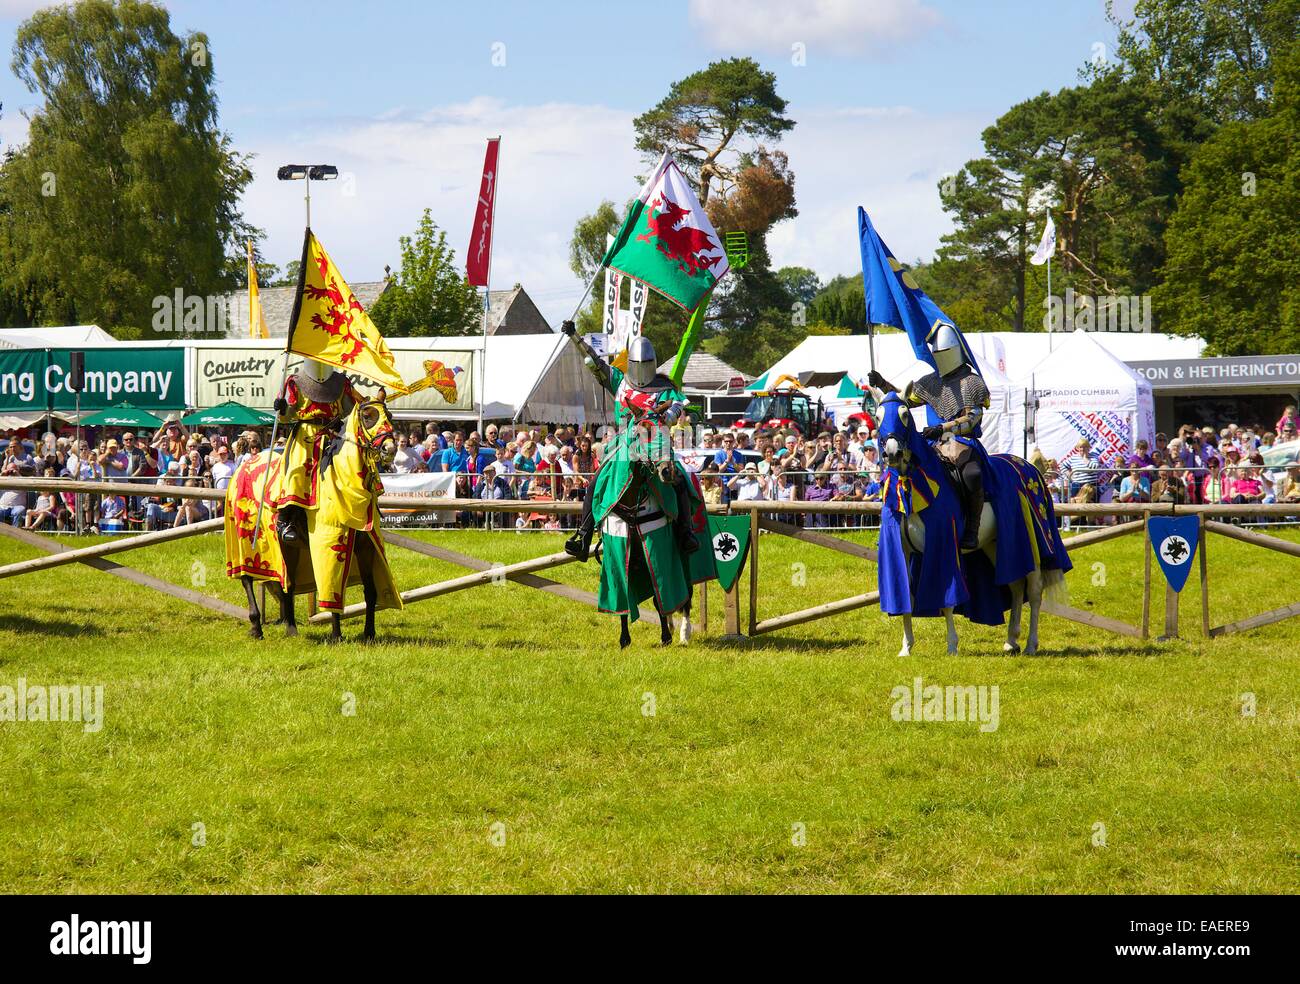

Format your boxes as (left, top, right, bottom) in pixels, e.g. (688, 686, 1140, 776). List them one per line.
(5, 92, 986, 326)
(689, 0, 943, 56)
(238, 98, 644, 326)
(241, 96, 983, 324)
(764, 103, 986, 284)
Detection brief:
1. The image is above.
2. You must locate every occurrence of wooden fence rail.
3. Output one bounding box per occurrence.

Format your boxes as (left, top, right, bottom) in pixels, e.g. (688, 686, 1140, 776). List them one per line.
(0, 478, 1296, 643)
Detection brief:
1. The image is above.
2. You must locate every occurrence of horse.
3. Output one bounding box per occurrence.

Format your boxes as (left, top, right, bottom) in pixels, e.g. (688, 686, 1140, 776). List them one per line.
(224, 396, 402, 643)
(596, 454, 713, 649)
(872, 389, 1072, 657)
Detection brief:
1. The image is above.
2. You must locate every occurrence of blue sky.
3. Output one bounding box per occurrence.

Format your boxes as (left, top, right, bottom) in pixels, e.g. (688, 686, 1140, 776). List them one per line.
(0, 0, 1126, 322)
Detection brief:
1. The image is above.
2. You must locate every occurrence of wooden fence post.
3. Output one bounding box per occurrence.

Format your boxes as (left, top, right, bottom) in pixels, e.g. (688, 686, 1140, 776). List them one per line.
(1141, 514, 1151, 639)
(1198, 516, 1210, 637)
(747, 508, 759, 637)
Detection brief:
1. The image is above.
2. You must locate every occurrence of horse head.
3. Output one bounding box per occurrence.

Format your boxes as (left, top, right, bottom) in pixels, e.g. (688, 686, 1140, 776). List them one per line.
(352, 391, 397, 472)
(874, 390, 920, 477)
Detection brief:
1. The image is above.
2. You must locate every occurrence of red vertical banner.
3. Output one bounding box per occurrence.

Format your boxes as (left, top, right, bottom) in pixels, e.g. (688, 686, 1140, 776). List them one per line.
(466, 137, 500, 287)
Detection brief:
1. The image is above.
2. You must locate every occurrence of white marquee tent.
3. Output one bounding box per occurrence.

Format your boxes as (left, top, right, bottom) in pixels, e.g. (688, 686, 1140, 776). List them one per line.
(1008, 329, 1156, 463)
(0, 325, 117, 350)
(746, 332, 1020, 452)
(750, 329, 1204, 455)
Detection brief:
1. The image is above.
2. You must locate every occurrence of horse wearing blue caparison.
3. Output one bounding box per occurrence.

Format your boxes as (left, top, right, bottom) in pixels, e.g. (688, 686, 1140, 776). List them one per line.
(872, 389, 1072, 656)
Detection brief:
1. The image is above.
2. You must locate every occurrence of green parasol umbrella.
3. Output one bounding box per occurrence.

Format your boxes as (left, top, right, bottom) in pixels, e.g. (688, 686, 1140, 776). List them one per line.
(78, 403, 167, 429)
(181, 401, 274, 428)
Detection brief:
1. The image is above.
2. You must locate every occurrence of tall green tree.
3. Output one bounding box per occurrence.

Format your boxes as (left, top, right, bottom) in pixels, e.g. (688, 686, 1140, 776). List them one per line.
(0, 0, 255, 334)
(632, 58, 798, 353)
(934, 72, 1177, 331)
(1155, 43, 1300, 354)
(633, 57, 794, 206)
(370, 208, 480, 337)
(1108, 0, 1299, 125)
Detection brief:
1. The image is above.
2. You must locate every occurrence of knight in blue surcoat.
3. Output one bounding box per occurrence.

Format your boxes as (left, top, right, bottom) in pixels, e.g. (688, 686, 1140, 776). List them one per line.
(869, 322, 990, 551)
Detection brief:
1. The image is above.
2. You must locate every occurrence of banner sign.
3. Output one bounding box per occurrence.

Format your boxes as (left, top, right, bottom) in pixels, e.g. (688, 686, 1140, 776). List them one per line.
(1149, 515, 1199, 593)
(193, 348, 282, 408)
(194, 348, 475, 413)
(1131, 355, 1300, 391)
(0, 349, 50, 413)
(0, 348, 185, 413)
(466, 137, 500, 288)
(378, 471, 458, 526)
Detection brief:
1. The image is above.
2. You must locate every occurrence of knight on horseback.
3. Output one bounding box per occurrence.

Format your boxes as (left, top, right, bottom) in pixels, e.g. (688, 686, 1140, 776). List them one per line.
(559, 320, 699, 562)
(869, 322, 990, 552)
(270, 357, 363, 545)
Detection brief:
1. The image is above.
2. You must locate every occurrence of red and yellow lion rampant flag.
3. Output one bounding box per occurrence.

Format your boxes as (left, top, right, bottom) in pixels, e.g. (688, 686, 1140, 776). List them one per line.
(286, 230, 408, 394)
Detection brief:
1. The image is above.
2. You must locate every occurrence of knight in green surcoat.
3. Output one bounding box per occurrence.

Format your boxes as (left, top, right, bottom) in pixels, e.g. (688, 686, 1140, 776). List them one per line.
(560, 320, 700, 568)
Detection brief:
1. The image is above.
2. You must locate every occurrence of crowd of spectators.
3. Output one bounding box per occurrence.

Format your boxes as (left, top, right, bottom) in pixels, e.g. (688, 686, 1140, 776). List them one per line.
(1043, 407, 1300, 520)
(3, 403, 1299, 534)
(0, 416, 261, 532)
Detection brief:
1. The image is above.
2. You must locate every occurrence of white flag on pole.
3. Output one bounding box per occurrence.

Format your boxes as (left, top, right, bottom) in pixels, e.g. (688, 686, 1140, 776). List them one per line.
(1029, 214, 1056, 266)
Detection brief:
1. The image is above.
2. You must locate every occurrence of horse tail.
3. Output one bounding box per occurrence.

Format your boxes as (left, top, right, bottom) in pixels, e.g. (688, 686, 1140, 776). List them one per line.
(1041, 566, 1067, 604)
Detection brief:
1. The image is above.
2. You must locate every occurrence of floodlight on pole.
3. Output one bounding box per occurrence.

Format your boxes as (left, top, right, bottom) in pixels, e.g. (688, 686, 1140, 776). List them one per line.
(277, 162, 338, 227)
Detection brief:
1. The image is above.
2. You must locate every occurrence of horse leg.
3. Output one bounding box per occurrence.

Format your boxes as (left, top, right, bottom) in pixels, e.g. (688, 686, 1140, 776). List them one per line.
(1004, 578, 1024, 654)
(1024, 569, 1043, 656)
(327, 613, 343, 644)
(242, 575, 263, 640)
(272, 582, 297, 637)
(899, 613, 914, 659)
(619, 614, 631, 649)
(678, 590, 692, 645)
(655, 593, 672, 647)
(943, 607, 959, 656)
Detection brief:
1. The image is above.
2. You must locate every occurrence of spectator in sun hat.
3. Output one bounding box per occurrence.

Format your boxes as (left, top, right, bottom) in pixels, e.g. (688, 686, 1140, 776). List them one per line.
(476, 462, 512, 500)
(726, 463, 765, 502)
(99, 438, 129, 478)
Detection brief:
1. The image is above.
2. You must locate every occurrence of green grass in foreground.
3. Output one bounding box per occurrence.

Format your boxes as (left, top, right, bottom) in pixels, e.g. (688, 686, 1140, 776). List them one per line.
(0, 523, 1297, 893)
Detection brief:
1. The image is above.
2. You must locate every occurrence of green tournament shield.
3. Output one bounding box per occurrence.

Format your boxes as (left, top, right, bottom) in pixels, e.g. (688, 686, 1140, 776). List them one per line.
(706, 515, 751, 592)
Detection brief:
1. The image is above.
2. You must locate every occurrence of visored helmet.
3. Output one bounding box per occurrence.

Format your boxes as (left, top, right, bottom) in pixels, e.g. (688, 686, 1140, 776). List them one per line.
(626, 336, 658, 388)
(928, 321, 966, 377)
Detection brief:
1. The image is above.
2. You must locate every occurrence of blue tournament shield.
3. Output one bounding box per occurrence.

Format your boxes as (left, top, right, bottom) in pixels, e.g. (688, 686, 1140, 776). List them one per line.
(1149, 516, 1200, 593)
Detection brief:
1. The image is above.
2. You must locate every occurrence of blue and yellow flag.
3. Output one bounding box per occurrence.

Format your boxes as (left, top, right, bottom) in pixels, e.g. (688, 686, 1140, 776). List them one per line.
(858, 206, 978, 374)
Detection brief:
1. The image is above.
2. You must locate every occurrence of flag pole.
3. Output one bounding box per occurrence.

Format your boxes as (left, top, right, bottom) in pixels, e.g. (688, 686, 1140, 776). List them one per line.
(251, 226, 311, 544)
(1047, 253, 1053, 352)
(478, 136, 500, 438)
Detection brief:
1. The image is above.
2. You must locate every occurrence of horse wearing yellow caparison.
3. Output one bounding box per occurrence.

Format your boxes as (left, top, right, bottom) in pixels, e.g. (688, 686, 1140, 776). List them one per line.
(224, 395, 403, 642)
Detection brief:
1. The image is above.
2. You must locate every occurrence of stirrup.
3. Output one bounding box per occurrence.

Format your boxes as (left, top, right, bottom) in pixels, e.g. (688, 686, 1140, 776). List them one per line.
(564, 528, 591, 562)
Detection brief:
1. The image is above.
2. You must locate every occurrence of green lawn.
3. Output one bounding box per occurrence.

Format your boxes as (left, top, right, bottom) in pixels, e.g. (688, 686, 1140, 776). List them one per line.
(0, 522, 1297, 893)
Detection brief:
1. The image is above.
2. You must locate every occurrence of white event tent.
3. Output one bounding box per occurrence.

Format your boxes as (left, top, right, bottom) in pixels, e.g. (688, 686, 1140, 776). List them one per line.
(746, 332, 1019, 453)
(1008, 329, 1156, 463)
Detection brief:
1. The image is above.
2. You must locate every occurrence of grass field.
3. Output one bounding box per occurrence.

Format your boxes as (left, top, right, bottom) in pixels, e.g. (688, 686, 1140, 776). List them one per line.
(1, 521, 1297, 893)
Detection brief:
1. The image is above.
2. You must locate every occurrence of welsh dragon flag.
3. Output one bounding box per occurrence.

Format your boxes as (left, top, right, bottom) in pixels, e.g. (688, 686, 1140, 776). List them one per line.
(602, 152, 729, 312)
